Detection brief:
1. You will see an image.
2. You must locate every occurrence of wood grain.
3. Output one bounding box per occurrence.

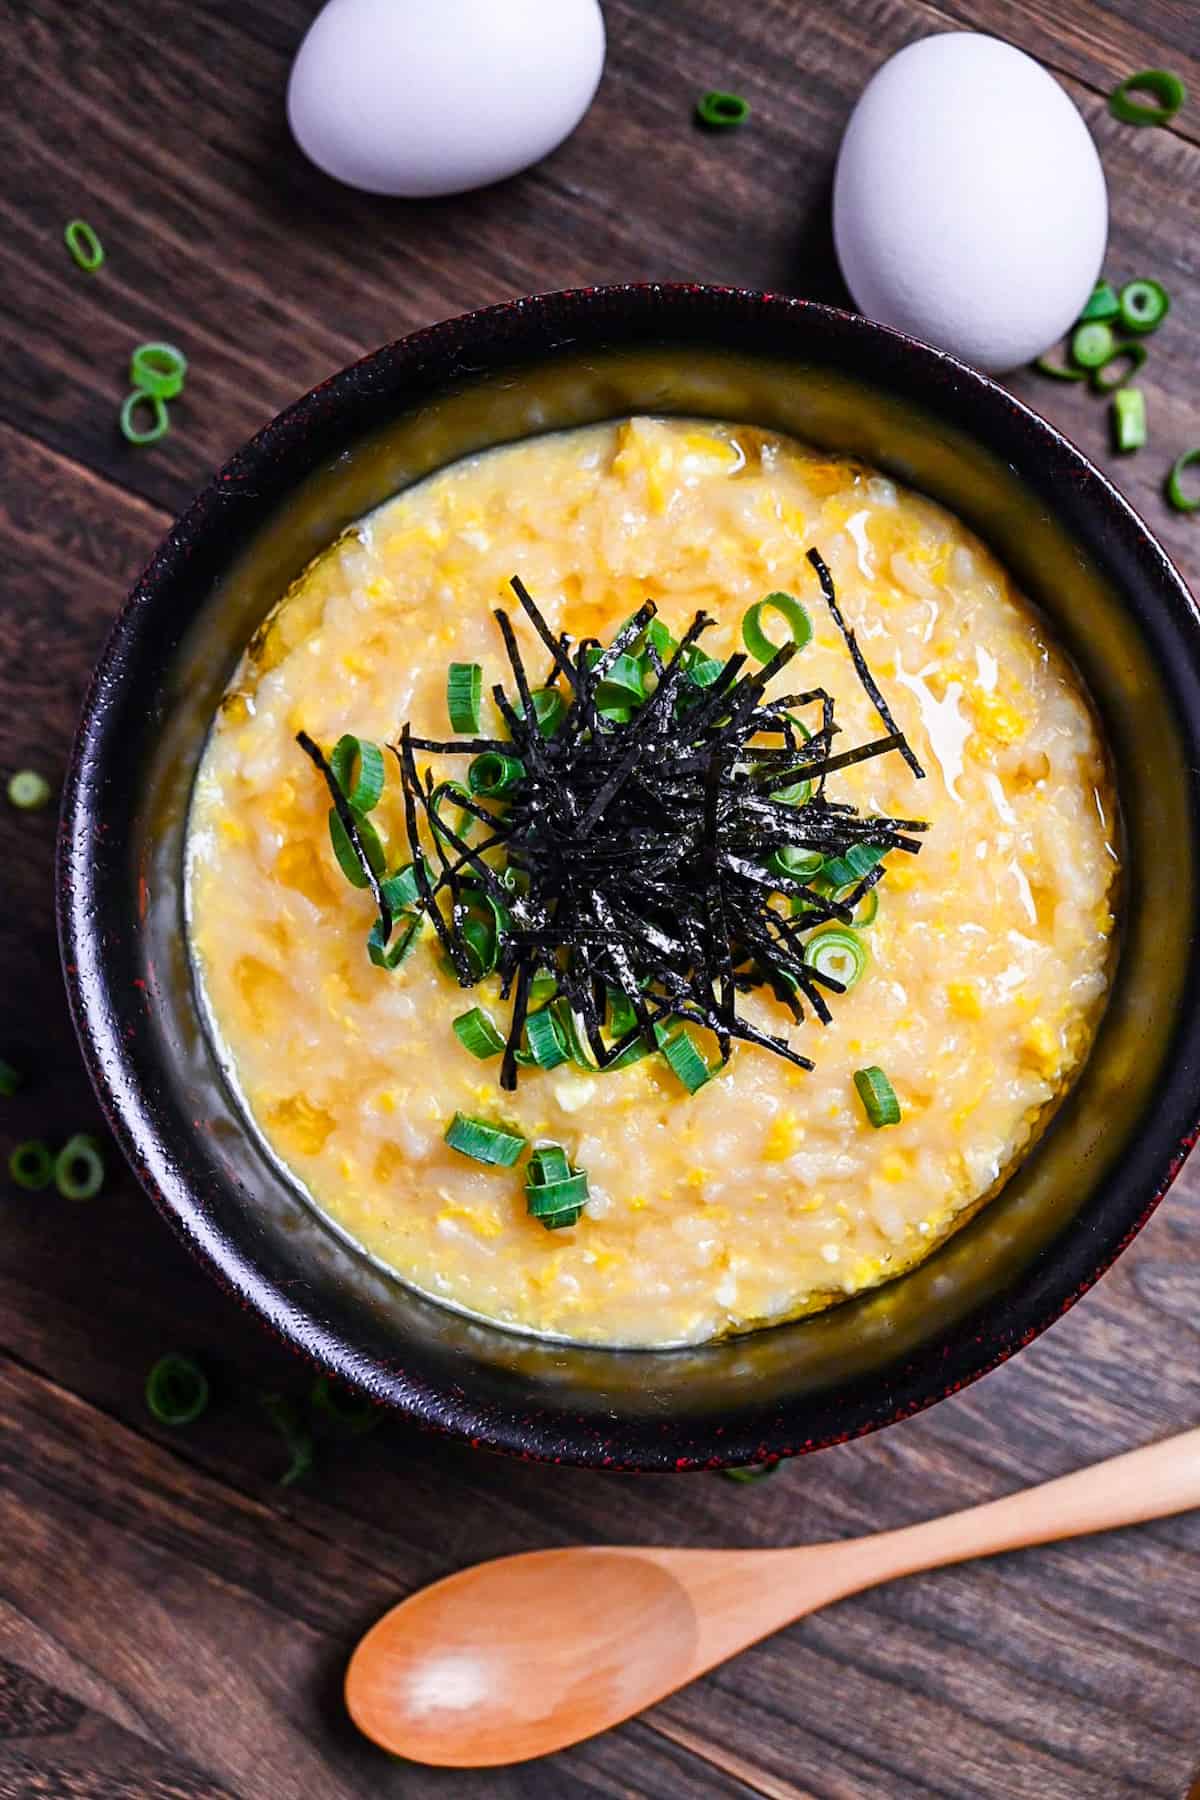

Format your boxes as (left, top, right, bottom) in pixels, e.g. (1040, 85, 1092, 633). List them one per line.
(1, 1, 1199, 1796)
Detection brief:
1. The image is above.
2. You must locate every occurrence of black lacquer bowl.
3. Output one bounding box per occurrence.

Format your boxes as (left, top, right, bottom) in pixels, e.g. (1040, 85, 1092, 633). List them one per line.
(59, 285, 1200, 1470)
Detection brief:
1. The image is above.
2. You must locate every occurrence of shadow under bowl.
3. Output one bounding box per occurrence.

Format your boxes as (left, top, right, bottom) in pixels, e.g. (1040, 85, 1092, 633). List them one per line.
(59, 284, 1200, 1470)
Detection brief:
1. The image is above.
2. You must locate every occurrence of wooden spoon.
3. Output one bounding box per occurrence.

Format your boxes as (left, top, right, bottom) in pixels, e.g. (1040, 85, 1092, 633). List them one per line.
(345, 1426, 1200, 1767)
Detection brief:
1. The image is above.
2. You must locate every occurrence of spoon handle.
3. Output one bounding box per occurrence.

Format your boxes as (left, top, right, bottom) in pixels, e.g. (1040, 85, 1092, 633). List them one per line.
(855, 1424, 1200, 1588)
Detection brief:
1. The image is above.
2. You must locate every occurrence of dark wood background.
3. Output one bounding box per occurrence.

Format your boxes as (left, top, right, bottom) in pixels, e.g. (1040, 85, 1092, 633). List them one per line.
(2, 2, 1199, 1795)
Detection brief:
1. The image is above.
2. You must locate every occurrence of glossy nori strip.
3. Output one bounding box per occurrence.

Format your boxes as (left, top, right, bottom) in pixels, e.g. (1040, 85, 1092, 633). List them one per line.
(296, 729, 392, 940)
(806, 548, 926, 780)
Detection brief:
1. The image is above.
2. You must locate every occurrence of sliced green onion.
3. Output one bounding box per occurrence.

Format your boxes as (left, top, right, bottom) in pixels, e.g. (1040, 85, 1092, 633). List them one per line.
(380, 859, 429, 913)
(453, 1006, 506, 1060)
(552, 1000, 599, 1069)
(429, 779, 477, 847)
(655, 1022, 715, 1094)
(130, 341, 188, 399)
(259, 1392, 314, 1486)
(468, 750, 524, 798)
(607, 988, 639, 1040)
(444, 1111, 526, 1166)
(1108, 69, 1186, 127)
(526, 1142, 589, 1230)
(528, 972, 560, 1008)
(770, 777, 814, 807)
(145, 1353, 209, 1426)
(854, 1065, 901, 1129)
(1080, 281, 1120, 323)
(521, 687, 566, 736)
(525, 1006, 570, 1070)
(64, 217, 104, 272)
(1070, 321, 1116, 368)
(1118, 279, 1170, 334)
(722, 1462, 781, 1484)
(1033, 354, 1087, 382)
(805, 926, 867, 990)
(9, 1140, 53, 1189)
(310, 1374, 380, 1437)
(120, 389, 170, 445)
(367, 911, 422, 970)
(330, 734, 385, 811)
(1166, 448, 1200, 513)
(1111, 386, 1148, 453)
(681, 646, 727, 689)
(54, 1133, 104, 1199)
(616, 610, 677, 659)
(0, 1059, 23, 1098)
(696, 90, 751, 129)
(820, 843, 885, 888)
(7, 769, 52, 810)
(768, 846, 825, 882)
(742, 591, 813, 663)
(328, 805, 386, 887)
(1090, 342, 1148, 393)
(853, 887, 879, 927)
(595, 653, 646, 716)
(447, 662, 483, 733)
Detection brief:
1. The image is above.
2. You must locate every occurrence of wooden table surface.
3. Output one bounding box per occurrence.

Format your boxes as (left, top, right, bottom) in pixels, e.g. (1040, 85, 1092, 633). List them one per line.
(3, 2, 1200, 1795)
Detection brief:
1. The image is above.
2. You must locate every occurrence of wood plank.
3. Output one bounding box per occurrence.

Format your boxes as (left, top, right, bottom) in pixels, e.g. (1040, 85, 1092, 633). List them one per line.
(0, 0, 1196, 586)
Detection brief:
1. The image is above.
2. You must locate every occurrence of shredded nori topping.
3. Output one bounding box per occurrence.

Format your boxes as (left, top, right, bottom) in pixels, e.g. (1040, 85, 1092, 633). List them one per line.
(347, 558, 929, 1091)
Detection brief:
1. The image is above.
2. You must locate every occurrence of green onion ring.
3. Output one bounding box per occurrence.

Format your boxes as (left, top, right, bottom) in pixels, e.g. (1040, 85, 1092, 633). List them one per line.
(54, 1133, 105, 1199)
(1033, 354, 1087, 382)
(1118, 278, 1170, 334)
(380, 859, 429, 913)
(1079, 281, 1120, 323)
(328, 805, 386, 887)
(1108, 69, 1186, 127)
(145, 1353, 209, 1426)
(820, 843, 885, 888)
(9, 1140, 53, 1189)
(805, 926, 867, 990)
(1090, 342, 1148, 393)
(854, 1065, 901, 1128)
(7, 769, 52, 810)
(525, 1006, 570, 1070)
(768, 846, 825, 882)
(130, 340, 188, 399)
(1070, 321, 1116, 368)
(64, 217, 104, 272)
(446, 662, 483, 733)
(444, 1112, 527, 1166)
(330, 734, 385, 811)
(696, 90, 751, 129)
(1111, 386, 1147, 453)
(367, 911, 422, 970)
(120, 389, 170, 446)
(1167, 449, 1200, 513)
(742, 591, 813, 663)
(468, 750, 524, 798)
(655, 1022, 715, 1093)
(453, 1006, 506, 1060)
(722, 1462, 781, 1484)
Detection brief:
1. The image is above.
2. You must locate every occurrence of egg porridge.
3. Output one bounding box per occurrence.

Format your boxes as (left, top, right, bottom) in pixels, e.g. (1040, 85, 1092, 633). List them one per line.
(185, 418, 1118, 1346)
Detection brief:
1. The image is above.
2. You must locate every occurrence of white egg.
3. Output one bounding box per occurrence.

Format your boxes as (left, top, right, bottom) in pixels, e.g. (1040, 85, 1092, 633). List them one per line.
(833, 34, 1108, 372)
(287, 0, 606, 198)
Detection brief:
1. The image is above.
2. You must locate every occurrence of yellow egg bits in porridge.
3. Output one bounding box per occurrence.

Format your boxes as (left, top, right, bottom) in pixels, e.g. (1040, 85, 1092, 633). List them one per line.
(186, 418, 1118, 1347)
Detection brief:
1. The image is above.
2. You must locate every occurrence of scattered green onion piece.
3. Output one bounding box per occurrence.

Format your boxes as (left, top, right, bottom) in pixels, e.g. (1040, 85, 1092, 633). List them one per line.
(145, 1353, 209, 1426)
(770, 777, 814, 807)
(1166, 448, 1200, 513)
(595, 654, 647, 717)
(820, 843, 885, 888)
(367, 911, 422, 971)
(768, 846, 825, 881)
(444, 1111, 526, 1167)
(330, 734, 385, 811)
(446, 662, 483, 733)
(607, 988, 639, 1039)
(64, 217, 104, 272)
(120, 389, 170, 446)
(453, 1006, 506, 1060)
(1033, 355, 1087, 382)
(528, 973, 560, 1008)
(805, 926, 867, 990)
(0, 1059, 23, 1098)
(380, 859, 429, 913)
(552, 1000, 599, 1069)
(854, 1065, 901, 1129)
(310, 1374, 380, 1437)
(328, 805, 386, 887)
(130, 340, 188, 399)
(1080, 281, 1120, 323)
(54, 1133, 104, 1199)
(468, 750, 524, 798)
(1111, 386, 1148, 453)
(681, 646, 727, 689)
(7, 769, 52, 810)
(259, 1392, 314, 1486)
(741, 591, 813, 663)
(1070, 321, 1116, 369)
(1118, 278, 1170, 335)
(528, 1143, 571, 1184)
(521, 688, 566, 736)
(655, 1023, 715, 1094)
(9, 1140, 53, 1189)
(617, 610, 677, 659)
(1108, 69, 1186, 127)
(853, 887, 879, 927)
(525, 1006, 570, 1070)
(696, 90, 751, 129)
(722, 1462, 780, 1484)
(526, 1143, 589, 1230)
(1090, 342, 1148, 393)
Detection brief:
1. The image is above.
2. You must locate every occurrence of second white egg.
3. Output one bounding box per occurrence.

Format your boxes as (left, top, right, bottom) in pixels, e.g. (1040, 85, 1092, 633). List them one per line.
(287, 0, 606, 198)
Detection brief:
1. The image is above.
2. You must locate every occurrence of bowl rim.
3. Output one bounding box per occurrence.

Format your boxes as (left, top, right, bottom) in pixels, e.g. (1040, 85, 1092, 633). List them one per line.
(57, 281, 1200, 1469)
